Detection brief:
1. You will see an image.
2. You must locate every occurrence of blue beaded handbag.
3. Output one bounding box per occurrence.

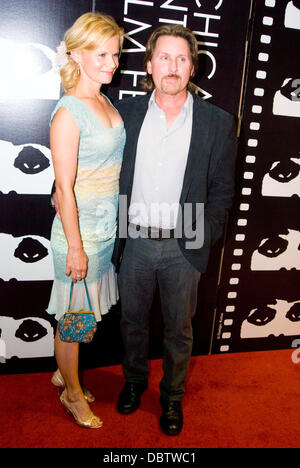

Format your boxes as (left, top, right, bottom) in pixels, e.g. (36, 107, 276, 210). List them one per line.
(58, 280, 97, 343)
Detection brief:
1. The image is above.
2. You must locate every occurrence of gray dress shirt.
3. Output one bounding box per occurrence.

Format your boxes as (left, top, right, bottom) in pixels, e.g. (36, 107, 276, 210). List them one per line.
(128, 90, 193, 229)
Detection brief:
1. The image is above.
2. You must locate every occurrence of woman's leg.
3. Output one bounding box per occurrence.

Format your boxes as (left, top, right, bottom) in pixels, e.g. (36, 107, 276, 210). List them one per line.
(52, 367, 95, 403)
(54, 329, 101, 426)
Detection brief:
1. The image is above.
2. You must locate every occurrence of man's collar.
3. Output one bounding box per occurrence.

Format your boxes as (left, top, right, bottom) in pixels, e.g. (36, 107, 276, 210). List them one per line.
(148, 90, 193, 113)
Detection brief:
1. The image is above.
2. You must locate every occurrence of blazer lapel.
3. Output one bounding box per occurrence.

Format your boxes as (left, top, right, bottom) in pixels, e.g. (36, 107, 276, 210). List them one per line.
(121, 96, 150, 197)
(180, 95, 211, 204)
(120, 95, 150, 197)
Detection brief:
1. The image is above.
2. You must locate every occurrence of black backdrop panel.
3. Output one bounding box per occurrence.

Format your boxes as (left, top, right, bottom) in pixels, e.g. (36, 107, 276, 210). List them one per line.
(0, 0, 91, 45)
(96, 0, 251, 114)
(212, 0, 300, 354)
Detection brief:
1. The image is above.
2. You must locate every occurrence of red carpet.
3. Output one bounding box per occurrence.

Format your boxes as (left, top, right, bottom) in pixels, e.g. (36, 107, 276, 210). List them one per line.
(0, 349, 299, 448)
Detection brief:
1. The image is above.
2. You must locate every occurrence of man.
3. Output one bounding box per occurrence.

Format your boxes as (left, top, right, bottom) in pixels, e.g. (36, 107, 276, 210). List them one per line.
(113, 25, 237, 436)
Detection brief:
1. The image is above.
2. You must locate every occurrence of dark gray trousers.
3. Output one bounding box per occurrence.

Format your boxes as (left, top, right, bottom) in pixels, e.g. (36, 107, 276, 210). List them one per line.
(118, 236, 201, 401)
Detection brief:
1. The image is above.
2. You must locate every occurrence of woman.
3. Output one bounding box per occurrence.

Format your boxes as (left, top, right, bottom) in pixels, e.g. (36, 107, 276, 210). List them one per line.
(46, 12, 125, 429)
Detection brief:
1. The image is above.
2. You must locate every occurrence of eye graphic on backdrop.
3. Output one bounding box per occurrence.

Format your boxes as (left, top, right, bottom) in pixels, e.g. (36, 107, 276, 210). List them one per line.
(14, 146, 50, 174)
(15, 319, 48, 342)
(262, 157, 300, 197)
(14, 237, 49, 263)
(0, 140, 54, 194)
(284, 0, 300, 30)
(251, 229, 300, 271)
(273, 78, 300, 117)
(0, 234, 54, 281)
(0, 316, 54, 359)
(241, 299, 300, 339)
(0, 38, 61, 100)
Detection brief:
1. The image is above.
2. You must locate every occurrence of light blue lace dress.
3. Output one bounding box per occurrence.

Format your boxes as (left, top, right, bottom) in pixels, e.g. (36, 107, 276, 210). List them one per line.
(46, 95, 125, 322)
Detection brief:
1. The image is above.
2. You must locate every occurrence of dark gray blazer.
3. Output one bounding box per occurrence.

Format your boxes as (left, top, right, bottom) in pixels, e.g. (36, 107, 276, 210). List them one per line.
(112, 93, 237, 273)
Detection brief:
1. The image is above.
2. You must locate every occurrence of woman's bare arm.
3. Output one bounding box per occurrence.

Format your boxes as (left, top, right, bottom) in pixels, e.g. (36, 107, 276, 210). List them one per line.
(50, 107, 88, 283)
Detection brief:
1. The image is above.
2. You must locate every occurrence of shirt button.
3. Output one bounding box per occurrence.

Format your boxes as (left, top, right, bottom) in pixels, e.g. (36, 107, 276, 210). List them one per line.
(155, 186, 159, 191)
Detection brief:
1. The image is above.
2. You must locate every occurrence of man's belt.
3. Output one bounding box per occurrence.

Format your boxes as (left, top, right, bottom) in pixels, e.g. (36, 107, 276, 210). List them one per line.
(128, 224, 176, 241)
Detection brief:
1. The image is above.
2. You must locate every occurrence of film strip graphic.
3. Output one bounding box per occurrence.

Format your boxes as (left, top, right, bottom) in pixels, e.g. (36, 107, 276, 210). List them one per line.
(213, 0, 300, 353)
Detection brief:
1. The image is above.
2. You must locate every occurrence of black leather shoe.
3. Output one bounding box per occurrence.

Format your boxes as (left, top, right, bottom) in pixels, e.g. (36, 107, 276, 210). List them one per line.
(160, 398, 183, 436)
(117, 382, 147, 414)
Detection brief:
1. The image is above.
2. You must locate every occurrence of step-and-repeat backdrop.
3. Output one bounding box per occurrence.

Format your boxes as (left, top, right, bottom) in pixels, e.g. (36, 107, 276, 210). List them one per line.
(0, 0, 298, 373)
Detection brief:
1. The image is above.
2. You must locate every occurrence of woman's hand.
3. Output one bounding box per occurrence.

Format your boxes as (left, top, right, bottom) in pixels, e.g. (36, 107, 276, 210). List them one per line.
(66, 246, 88, 283)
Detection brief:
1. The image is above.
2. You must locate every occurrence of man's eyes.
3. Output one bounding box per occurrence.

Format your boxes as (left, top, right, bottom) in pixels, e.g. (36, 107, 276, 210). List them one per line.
(160, 56, 186, 61)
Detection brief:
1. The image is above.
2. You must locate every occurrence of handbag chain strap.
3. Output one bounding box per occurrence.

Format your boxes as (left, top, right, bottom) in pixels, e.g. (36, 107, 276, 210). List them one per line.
(68, 279, 93, 312)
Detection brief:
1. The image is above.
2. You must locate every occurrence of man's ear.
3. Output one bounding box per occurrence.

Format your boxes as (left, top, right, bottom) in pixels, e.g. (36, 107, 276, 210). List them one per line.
(146, 60, 152, 75)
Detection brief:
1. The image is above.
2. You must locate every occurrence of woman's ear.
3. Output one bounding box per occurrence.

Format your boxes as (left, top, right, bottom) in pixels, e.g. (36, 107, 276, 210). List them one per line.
(70, 50, 82, 64)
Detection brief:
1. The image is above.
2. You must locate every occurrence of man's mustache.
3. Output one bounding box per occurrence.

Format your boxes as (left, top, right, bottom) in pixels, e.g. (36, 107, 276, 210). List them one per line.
(163, 74, 180, 79)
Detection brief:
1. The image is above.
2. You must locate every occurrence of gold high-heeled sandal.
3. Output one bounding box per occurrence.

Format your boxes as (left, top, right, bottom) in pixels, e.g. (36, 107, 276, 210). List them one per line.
(51, 370, 95, 403)
(60, 390, 103, 429)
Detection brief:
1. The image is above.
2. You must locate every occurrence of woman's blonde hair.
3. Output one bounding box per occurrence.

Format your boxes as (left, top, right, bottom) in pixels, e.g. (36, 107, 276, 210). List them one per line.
(140, 24, 199, 94)
(60, 12, 124, 91)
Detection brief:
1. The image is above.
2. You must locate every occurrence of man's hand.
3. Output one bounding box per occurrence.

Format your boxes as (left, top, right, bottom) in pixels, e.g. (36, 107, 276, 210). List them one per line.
(52, 192, 61, 220)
